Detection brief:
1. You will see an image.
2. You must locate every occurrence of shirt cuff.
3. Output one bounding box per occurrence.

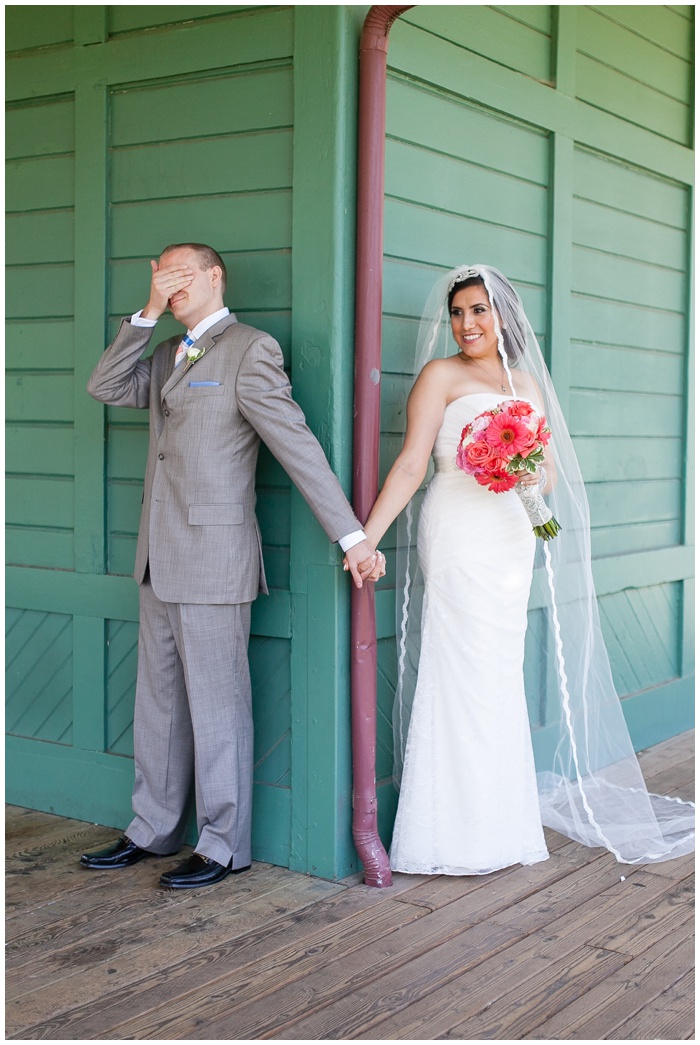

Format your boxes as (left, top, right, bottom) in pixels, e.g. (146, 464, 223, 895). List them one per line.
(130, 310, 158, 327)
(338, 530, 367, 553)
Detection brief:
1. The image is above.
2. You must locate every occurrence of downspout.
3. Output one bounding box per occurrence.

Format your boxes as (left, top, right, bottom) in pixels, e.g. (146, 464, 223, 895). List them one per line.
(351, 5, 414, 887)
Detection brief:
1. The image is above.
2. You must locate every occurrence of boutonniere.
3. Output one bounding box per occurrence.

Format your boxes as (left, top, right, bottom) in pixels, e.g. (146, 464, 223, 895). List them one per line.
(184, 345, 206, 370)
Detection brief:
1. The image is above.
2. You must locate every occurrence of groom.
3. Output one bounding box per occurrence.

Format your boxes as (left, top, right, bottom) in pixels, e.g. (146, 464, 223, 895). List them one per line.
(81, 243, 379, 888)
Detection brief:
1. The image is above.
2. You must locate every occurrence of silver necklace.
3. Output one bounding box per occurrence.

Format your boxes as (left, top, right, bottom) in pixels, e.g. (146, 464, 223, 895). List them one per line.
(457, 351, 508, 394)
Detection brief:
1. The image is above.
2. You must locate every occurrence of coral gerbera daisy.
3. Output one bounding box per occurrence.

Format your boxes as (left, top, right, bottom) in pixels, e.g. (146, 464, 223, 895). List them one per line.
(483, 412, 531, 455)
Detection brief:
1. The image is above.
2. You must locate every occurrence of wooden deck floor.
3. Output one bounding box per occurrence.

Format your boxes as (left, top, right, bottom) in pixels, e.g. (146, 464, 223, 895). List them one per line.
(6, 731, 694, 1040)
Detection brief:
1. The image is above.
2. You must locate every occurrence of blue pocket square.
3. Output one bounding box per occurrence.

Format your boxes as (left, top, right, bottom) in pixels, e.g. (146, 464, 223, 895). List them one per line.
(189, 381, 221, 387)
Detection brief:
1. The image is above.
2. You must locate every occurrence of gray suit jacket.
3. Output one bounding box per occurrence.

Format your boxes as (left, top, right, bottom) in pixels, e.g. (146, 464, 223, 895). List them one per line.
(88, 314, 362, 604)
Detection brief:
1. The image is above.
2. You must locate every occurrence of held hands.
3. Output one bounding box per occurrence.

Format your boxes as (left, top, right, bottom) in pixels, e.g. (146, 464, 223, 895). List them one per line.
(142, 259, 195, 321)
(342, 541, 386, 588)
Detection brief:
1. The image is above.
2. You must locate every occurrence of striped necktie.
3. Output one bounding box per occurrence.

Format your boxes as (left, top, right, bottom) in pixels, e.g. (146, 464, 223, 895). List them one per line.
(174, 334, 195, 368)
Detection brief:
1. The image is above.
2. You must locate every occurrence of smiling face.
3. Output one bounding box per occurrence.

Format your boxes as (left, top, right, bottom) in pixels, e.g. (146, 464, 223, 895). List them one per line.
(160, 246, 225, 329)
(449, 284, 500, 362)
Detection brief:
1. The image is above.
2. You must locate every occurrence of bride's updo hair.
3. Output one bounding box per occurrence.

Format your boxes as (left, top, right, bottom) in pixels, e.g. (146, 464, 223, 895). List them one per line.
(448, 270, 527, 366)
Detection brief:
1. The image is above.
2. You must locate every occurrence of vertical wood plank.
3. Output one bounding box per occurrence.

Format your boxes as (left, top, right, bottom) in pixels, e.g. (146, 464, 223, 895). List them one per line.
(72, 615, 106, 751)
(553, 4, 577, 95)
(74, 6, 107, 46)
(547, 133, 574, 417)
(680, 579, 694, 678)
(73, 81, 108, 575)
(289, 590, 309, 873)
(289, 4, 359, 590)
(288, 6, 362, 878)
(305, 565, 355, 880)
(679, 196, 693, 701)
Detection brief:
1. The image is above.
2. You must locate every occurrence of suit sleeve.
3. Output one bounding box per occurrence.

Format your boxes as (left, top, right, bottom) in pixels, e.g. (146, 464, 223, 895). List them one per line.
(235, 334, 362, 543)
(87, 318, 154, 409)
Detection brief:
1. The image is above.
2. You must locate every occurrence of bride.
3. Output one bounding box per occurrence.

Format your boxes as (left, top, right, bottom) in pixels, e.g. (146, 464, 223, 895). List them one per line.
(356, 264, 694, 875)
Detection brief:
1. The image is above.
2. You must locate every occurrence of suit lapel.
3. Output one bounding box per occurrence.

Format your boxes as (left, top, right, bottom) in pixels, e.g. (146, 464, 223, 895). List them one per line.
(160, 313, 238, 401)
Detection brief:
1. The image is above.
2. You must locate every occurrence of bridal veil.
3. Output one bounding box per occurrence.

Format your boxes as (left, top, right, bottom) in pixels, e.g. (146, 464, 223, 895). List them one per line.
(393, 264, 694, 864)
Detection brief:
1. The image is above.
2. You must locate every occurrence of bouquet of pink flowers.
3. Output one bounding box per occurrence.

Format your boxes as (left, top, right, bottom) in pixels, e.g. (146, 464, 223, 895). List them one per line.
(456, 399, 561, 539)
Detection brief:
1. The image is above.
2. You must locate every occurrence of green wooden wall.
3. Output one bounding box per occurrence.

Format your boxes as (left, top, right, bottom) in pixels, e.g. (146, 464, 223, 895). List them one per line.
(6, 4, 364, 879)
(5, 5, 695, 876)
(372, 4, 695, 840)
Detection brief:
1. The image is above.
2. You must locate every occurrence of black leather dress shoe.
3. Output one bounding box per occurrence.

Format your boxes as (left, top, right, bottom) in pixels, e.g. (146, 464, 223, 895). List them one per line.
(159, 853, 251, 890)
(80, 836, 153, 869)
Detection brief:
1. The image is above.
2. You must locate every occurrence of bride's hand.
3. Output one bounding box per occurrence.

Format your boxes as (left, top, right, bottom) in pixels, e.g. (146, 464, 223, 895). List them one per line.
(343, 550, 386, 581)
(515, 467, 542, 487)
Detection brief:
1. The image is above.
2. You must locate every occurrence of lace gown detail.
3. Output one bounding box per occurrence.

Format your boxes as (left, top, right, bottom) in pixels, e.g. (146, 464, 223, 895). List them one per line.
(390, 394, 549, 875)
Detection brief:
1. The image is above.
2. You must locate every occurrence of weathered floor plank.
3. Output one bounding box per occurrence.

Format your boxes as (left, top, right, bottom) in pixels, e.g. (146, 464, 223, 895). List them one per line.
(530, 927, 695, 1040)
(268, 868, 681, 1041)
(6, 729, 694, 1041)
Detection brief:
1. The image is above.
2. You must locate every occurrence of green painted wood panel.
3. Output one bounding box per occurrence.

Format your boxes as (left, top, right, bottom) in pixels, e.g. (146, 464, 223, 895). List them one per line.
(6, 476, 74, 530)
(5, 6, 73, 52)
(376, 637, 397, 786)
(6, 608, 73, 743)
(570, 294, 686, 353)
(110, 65, 293, 144)
(387, 78, 550, 186)
(571, 346, 685, 396)
(6, 424, 74, 477)
(574, 436, 683, 483)
(6, 529, 74, 572)
(5, 320, 74, 369)
(599, 582, 681, 694)
(6, 264, 75, 320)
(386, 139, 548, 237)
(576, 7, 692, 145)
(574, 147, 689, 227)
(495, 6, 552, 33)
(570, 145, 688, 563)
(251, 636, 291, 788)
(6, 211, 75, 266)
(111, 195, 292, 255)
(6, 372, 75, 424)
(579, 8, 691, 100)
(589, 5, 693, 58)
(107, 5, 261, 35)
(106, 618, 138, 756)
(111, 131, 293, 202)
(6, 155, 75, 212)
(572, 199, 687, 269)
(6, 97, 74, 158)
(403, 5, 553, 83)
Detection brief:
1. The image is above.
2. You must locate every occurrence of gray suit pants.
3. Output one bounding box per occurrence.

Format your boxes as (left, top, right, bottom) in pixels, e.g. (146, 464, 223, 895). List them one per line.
(126, 578, 253, 869)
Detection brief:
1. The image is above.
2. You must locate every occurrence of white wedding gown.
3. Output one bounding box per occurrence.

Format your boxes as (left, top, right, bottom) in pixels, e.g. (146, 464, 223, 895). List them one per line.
(390, 393, 550, 875)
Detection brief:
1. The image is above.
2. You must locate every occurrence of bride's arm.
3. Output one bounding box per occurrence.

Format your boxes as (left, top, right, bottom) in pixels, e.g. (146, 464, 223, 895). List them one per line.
(363, 362, 449, 548)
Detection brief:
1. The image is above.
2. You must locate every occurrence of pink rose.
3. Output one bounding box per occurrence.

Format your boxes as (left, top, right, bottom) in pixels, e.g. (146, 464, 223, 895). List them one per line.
(509, 400, 534, 418)
(465, 440, 498, 467)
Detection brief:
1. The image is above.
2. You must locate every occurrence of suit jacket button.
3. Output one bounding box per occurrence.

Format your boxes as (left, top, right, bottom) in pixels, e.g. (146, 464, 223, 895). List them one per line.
(158, 453, 165, 460)
(164, 410, 170, 417)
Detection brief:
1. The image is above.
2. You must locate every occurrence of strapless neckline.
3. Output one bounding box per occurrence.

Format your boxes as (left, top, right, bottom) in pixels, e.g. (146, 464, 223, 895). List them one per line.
(445, 392, 516, 409)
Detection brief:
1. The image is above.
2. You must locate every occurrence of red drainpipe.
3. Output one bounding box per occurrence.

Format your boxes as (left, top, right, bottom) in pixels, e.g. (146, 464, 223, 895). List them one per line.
(351, 5, 414, 888)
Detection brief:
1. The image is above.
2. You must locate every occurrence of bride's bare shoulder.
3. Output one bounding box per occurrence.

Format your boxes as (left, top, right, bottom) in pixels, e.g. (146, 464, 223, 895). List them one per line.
(410, 357, 456, 407)
(419, 355, 461, 382)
